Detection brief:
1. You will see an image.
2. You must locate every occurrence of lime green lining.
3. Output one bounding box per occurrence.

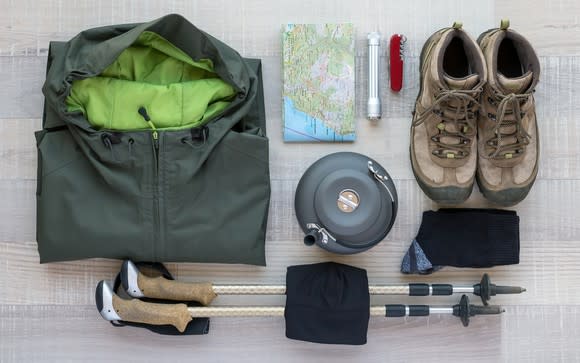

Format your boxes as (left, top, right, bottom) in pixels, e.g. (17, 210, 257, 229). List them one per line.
(66, 31, 236, 131)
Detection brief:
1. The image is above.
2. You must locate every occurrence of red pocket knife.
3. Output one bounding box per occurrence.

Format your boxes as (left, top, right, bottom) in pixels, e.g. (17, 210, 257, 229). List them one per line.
(389, 34, 406, 92)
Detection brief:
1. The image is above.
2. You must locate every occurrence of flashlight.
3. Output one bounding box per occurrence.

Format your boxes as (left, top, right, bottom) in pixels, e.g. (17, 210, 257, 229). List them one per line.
(367, 32, 381, 120)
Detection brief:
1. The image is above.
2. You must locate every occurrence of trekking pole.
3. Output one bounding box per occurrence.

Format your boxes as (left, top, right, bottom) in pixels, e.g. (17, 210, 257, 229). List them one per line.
(121, 260, 525, 306)
(97, 281, 503, 332)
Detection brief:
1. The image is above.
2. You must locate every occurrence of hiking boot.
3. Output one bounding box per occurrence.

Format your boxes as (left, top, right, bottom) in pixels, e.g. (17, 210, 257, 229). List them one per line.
(411, 22, 486, 204)
(477, 20, 541, 206)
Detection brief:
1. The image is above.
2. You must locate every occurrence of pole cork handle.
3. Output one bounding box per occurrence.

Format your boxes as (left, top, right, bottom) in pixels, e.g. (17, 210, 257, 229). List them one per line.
(121, 260, 217, 305)
(96, 281, 192, 333)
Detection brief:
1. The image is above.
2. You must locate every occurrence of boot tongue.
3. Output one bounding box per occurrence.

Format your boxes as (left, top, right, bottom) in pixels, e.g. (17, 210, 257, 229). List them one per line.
(443, 73, 480, 90)
(498, 70, 533, 94)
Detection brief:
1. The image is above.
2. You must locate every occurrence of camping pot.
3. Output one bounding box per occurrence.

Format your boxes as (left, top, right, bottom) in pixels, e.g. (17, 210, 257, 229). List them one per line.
(294, 152, 398, 254)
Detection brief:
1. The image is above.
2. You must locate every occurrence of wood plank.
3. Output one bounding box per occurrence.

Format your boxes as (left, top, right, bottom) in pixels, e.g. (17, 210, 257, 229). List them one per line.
(0, 119, 40, 180)
(3, 54, 579, 180)
(1, 0, 579, 360)
(9, 53, 579, 124)
(1, 0, 494, 57)
(1, 304, 579, 362)
(2, 178, 579, 243)
(4, 1, 571, 59)
(496, 0, 580, 55)
(0, 180, 35, 243)
(1, 238, 579, 306)
(0, 57, 45, 119)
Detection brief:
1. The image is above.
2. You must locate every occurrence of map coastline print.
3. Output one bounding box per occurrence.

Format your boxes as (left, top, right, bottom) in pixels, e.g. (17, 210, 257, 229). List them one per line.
(283, 23, 356, 142)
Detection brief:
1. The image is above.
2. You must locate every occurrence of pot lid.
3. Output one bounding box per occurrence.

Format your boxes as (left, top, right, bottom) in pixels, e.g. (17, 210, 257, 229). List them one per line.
(295, 152, 398, 252)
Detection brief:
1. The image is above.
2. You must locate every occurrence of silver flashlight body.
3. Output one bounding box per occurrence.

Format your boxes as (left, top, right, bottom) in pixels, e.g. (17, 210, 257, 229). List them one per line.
(367, 32, 381, 120)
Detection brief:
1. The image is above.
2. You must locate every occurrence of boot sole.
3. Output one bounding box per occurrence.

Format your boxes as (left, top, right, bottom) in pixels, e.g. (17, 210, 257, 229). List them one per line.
(410, 27, 473, 204)
(411, 147, 473, 204)
(476, 171, 536, 207)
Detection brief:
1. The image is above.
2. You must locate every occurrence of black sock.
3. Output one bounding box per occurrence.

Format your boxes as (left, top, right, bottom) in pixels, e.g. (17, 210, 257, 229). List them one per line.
(401, 209, 520, 274)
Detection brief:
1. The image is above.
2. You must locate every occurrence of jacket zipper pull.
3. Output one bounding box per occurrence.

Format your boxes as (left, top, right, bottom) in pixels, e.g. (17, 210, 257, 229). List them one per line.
(138, 107, 159, 149)
(152, 129, 159, 149)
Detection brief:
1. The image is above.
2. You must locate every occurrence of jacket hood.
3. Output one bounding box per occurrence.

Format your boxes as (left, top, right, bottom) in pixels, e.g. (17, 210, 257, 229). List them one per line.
(42, 14, 253, 133)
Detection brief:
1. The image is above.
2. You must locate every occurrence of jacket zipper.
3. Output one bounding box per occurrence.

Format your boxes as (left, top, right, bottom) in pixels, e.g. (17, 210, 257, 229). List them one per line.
(135, 98, 244, 259)
(152, 131, 161, 260)
(138, 107, 161, 260)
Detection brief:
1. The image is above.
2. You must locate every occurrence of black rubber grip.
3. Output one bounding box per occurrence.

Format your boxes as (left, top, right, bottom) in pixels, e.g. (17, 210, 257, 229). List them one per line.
(385, 305, 406, 317)
(408, 305, 430, 316)
(432, 284, 453, 295)
(409, 283, 430, 296)
(494, 285, 522, 294)
(385, 305, 430, 317)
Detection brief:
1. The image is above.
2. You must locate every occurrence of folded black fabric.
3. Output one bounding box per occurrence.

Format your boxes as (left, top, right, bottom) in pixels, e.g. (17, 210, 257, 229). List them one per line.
(401, 209, 520, 274)
(285, 262, 370, 345)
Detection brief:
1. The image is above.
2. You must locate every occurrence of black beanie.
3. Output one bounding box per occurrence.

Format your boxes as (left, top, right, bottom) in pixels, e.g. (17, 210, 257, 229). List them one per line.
(285, 262, 370, 345)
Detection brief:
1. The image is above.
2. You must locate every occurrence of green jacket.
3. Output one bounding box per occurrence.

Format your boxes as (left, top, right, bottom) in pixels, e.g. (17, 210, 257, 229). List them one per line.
(36, 14, 270, 265)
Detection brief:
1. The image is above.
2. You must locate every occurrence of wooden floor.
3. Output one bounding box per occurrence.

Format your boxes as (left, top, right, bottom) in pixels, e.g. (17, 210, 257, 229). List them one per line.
(1, 0, 579, 361)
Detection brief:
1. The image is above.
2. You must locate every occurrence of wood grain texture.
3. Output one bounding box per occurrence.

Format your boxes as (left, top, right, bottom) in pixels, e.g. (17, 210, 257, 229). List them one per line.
(2, 178, 580, 243)
(1, 0, 580, 361)
(1, 239, 580, 307)
(1, 304, 580, 362)
(496, 0, 580, 56)
(4, 55, 580, 178)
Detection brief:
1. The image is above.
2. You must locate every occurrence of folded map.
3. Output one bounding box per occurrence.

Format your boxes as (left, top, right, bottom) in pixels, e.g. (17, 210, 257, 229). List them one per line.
(282, 23, 356, 142)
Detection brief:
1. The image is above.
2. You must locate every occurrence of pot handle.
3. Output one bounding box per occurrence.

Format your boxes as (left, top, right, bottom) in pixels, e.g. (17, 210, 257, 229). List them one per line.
(304, 223, 336, 245)
(368, 161, 396, 202)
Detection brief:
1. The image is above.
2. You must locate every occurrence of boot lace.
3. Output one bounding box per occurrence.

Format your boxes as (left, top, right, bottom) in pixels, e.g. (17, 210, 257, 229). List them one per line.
(483, 92, 532, 160)
(413, 88, 480, 159)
